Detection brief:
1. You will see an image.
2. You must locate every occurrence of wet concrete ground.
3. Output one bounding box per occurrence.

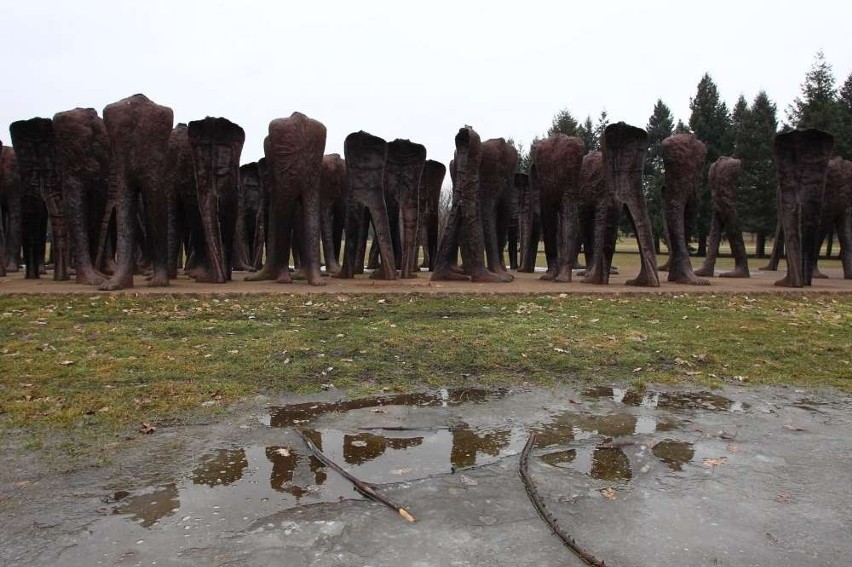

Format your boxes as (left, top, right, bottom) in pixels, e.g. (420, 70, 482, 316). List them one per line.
(1, 385, 851, 566)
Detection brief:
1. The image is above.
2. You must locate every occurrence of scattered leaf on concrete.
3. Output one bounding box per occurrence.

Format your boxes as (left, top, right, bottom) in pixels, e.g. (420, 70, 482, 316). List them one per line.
(390, 468, 411, 475)
(726, 444, 740, 454)
(777, 492, 790, 503)
(701, 457, 727, 469)
(460, 475, 478, 486)
(783, 424, 807, 432)
(600, 487, 617, 501)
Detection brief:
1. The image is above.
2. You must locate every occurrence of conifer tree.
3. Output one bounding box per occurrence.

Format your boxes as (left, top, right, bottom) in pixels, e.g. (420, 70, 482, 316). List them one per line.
(786, 50, 842, 135)
(734, 91, 778, 256)
(576, 115, 596, 151)
(548, 109, 580, 137)
(689, 73, 733, 256)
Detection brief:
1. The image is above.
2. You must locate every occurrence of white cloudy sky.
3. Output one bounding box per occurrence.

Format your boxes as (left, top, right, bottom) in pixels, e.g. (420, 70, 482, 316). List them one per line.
(2, 0, 850, 167)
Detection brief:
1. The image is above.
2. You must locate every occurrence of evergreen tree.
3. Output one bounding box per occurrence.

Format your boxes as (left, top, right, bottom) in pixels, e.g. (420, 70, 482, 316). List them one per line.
(734, 90, 778, 257)
(786, 50, 842, 134)
(576, 115, 596, 151)
(689, 73, 733, 255)
(548, 109, 580, 137)
(674, 119, 691, 134)
(644, 100, 675, 252)
(593, 110, 609, 149)
(836, 72, 852, 158)
(731, 94, 749, 137)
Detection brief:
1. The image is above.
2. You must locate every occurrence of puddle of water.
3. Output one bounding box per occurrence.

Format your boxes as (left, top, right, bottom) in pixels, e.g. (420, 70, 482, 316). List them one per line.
(652, 440, 695, 472)
(583, 387, 749, 412)
(113, 387, 714, 528)
(265, 387, 507, 427)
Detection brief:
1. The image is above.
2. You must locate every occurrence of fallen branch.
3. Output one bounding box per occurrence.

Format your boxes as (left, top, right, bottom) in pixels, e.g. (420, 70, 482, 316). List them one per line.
(519, 433, 606, 566)
(296, 429, 415, 522)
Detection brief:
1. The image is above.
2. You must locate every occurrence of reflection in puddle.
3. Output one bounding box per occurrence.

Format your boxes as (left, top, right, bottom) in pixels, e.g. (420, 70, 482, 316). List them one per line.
(652, 440, 695, 471)
(113, 387, 734, 529)
(115, 484, 179, 528)
(267, 388, 507, 427)
(584, 387, 749, 412)
(192, 449, 248, 487)
(591, 447, 633, 481)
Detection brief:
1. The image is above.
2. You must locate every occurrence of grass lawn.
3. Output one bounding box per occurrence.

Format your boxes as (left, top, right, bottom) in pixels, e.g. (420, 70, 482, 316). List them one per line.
(1, 292, 849, 445)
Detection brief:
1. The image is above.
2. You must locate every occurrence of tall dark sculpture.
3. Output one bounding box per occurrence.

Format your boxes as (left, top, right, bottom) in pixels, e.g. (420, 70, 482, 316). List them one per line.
(385, 139, 427, 278)
(576, 151, 606, 272)
(479, 138, 517, 282)
(813, 156, 852, 279)
(239, 162, 266, 270)
(100, 94, 174, 290)
(9, 118, 64, 280)
(247, 113, 326, 285)
(661, 133, 709, 285)
(694, 157, 749, 278)
(319, 153, 347, 275)
(432, 126, 505, 282)
(516, 171, 540, 272)
(0, 141, 4, 276)
(583, 122, 658, 286)
(52, 108, 111, 285)
(334, 131, 396, 280)
(186, 117, 245, 283)
(1, 146, 23, 274)
(533, 133, 585, 282)
(418, 159, 445, 271)
(773, 128, 834, 287)
(165, 124, 198, 277)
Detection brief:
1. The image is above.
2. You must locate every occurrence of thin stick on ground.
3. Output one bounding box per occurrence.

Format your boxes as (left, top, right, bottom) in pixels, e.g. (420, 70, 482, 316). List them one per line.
(296, 428, 415, 522)
(519, 433, 606, 567)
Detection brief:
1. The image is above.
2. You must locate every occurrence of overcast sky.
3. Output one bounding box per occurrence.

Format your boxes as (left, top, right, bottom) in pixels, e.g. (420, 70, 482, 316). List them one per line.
(2, 0, 850, 170)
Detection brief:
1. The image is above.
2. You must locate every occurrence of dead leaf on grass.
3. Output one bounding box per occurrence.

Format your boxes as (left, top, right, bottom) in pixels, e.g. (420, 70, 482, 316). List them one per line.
(139, 422, 156, 434)
(58, 360, 75, 366)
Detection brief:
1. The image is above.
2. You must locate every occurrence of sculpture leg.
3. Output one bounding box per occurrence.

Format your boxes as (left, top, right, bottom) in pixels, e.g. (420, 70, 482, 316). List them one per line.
(481, 193, 512, 281)
(65, 176, 105, 285)
(775, 186, 802, 287)
(365, 197, 398, 281)
(333, 201, 366, 279)
(582, 200, 620, 285)
(719, 204, 750, 278)
(399, 203, 419, 278)
(100, 166, 136, 290)
(299, 189, 325, 286)
(836, 211, 852, 279)
(663, 193, 708, 285)
(622, 194, 660, 287)
(320, 206, 341, 274)
(695, 211, 722, 277)
(554, 197, 579, 283)
(431, 203, 469, 281)
(539, 204, 558, 280)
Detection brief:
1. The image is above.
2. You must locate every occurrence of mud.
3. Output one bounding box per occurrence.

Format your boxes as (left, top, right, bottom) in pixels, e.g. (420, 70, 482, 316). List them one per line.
(2, 385, 851, 566)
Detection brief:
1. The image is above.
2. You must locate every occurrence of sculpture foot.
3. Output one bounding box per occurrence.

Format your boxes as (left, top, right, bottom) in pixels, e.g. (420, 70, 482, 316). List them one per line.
(693, 265, 715, 277)
(668, 272, 710, 285)
(539, 271, 555, 281)
(430, 269, 471, 281)
(759, 264, 778, 271)
(774, 274, 800, 288)
(491, 268, 514, 282)
(147, 271, 170, 287)
(246, 266, 282, 282)
(811, 268, 829, 279)
(719, 266, 750, 278)
(581, 267, 606, 285)
(657, 259, 670, 272)
(276, 271, 293, 284)
(369, 268, 397, 281)
(75, 268, 107, 286)
(324, 261, 341, 275)
(291, 269, 307, 281)
(6, 262, 20, 272)
(331, 269, 354, 280)
(625, 271, 660, 287)
(100, 272, 134, 291)
(470, 269, 509, 283)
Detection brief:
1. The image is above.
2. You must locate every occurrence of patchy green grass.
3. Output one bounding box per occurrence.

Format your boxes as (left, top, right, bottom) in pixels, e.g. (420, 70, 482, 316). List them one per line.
(0, 293, 849, 440)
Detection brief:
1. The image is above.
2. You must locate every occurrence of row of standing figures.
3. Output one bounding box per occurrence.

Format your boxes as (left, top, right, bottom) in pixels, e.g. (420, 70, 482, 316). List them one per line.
(0, 94, 850, 290)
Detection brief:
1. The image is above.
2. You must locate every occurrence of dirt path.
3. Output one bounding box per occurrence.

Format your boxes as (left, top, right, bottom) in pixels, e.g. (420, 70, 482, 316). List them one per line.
(2, 267, 851, 296)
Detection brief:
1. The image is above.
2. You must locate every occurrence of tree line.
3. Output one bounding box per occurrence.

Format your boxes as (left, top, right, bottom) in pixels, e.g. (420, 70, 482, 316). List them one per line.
(512, 50, 852, 258)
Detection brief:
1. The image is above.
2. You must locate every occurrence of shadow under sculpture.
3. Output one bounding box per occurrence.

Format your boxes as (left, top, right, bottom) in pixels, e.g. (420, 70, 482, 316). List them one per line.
(661, 133, 709, 285)
(431, 126, 506, 282)
(584, 122, 659, 286)
(479, 138, 518, 282)
(246, 112, 327, 285)
(187, 117, 245, 283)
(385, 139, 427, 278)
(9, 118, 64, 281)
(813, 156, 852, 279)
(773, 128, 834, 288)
(334, 131, 397, 281)
(695, 157, 750, 278)
(100, 94, 174, 290)
(532, 133, 585, 282)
